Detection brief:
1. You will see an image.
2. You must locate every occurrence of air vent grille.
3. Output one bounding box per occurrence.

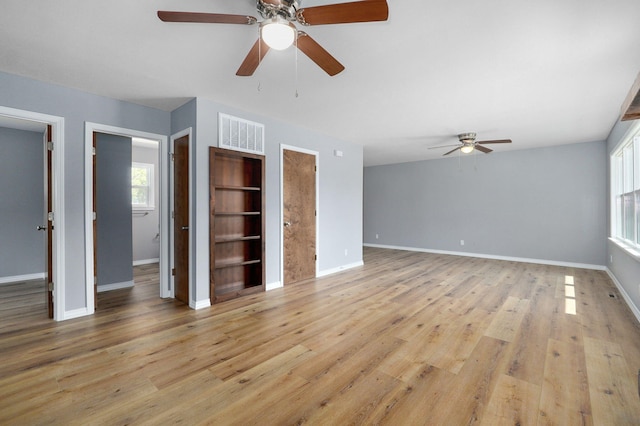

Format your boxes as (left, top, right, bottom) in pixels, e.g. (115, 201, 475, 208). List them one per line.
(218, 113, 265, 155)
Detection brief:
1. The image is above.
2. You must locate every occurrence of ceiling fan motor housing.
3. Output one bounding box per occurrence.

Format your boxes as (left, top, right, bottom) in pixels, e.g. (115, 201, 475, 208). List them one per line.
(458, 132, 476, 143)
(257, 0, 299, 21)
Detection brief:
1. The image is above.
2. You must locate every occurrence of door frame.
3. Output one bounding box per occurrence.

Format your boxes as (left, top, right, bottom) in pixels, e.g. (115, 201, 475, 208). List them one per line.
(169, 128, 193, 303)
(279, 144, 320, 287)
(0, 106, 65, 320)
(84, 122, 169, 312)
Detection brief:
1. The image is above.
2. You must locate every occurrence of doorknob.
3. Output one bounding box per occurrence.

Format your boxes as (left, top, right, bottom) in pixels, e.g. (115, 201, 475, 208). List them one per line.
(181, 226, 189, 230)
(283, 221, 291, 228)
(36, 225, 47, 231)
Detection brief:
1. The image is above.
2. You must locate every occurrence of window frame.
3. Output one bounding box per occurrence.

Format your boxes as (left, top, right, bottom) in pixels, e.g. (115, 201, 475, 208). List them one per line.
(131, 161, 155, 211)
(610, 121, 640, 257)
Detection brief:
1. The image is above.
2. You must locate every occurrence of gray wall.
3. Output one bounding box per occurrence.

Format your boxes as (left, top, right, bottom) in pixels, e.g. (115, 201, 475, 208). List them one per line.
(364, 141, 607, 266)
(170, 98, 364, 304)
(0, 70, 170, 313)
(606, 119, 640, 313)
(0, 127, 45, 279)
(132, 144, 160, 263)
(96, 133, 132, 287)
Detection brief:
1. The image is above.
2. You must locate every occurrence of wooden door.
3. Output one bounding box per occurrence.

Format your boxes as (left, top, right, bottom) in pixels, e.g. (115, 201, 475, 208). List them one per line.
(174, 135, 189, 304)
(283, 149, 316, 284)
(45, 125, 53, 318)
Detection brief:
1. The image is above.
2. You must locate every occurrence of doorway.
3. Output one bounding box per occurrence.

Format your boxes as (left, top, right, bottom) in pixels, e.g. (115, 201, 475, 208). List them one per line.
(0, 107, 64, 320)
(85, 123, 169, 314)
(281, 146, 318, 285)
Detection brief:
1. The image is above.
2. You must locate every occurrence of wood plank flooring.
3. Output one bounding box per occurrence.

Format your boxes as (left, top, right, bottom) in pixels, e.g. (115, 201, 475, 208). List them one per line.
(1, 248, 639, 425)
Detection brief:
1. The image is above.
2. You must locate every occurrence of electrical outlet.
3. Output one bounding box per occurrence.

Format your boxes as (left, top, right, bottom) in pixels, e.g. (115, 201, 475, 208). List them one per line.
(344, 249, 348, 256)
(375, 234, 379, 239)
(610, 255, 613, 264)
(460, 240, 465, 246)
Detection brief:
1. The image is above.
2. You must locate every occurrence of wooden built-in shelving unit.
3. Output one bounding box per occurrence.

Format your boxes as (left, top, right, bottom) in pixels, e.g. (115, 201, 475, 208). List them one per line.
(209, 147, 265, 303)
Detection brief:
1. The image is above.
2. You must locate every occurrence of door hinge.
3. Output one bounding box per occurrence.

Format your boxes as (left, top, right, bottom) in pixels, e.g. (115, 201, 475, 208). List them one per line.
(47, 141, 54, 151)
(314, 254, 317, 261)
(314, 165, 317, 172)
(171, 153, 175, 161)
(48, 212, 54, 222)
(93, 211, 97, 221)
(48, 282, 54, 291)
(171, 211, 175, 219)
(92, 147, 96, 156)
(171, 268, 176, 276)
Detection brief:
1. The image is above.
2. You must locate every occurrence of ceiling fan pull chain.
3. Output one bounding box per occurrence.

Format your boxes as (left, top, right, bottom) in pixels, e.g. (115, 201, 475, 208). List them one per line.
(257, 26, 262, 92)
(295, 36, 299, 98)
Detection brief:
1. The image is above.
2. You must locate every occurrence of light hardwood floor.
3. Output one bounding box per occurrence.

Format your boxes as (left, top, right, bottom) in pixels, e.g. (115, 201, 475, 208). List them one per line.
(1, 248, 639, 425)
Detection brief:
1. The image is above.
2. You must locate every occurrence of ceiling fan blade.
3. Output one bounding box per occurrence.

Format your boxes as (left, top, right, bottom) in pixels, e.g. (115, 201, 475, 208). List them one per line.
(477, 139, 512, 145)
(475, 145, 493, 154)
(296, 32, 345, 76)
(443, 147, 460, 156)
(428, 144, 460, 150)
(296, 0, 389, 26)
(158, 11, 257, 25)
(236, 39, 270, 76)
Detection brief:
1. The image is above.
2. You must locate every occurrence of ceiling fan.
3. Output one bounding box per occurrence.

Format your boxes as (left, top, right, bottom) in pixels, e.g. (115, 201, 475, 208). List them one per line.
(429, 133, 512, 156)
(157, 0, 389, 77)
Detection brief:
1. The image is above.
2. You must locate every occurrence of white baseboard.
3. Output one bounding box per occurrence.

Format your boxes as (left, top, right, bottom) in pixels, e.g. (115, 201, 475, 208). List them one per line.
(363, 243, 606, 271)
(97, 280, 134, 293)
(266, 281, 283, 291)
(606, 268, 640, 325)
(133, 258, 159, 266)
(317, 261, 364, 278)
(0, 272, 45, 285)
(192, 298, 211, 310)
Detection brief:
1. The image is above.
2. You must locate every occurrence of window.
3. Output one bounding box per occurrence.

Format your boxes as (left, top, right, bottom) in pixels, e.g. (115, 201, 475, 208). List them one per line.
(611, 123, 640, 250)
(131, 162, 154, 210)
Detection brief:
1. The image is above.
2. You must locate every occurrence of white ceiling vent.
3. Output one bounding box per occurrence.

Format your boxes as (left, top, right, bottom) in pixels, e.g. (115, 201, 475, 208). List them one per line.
(218, 113, 265, 155)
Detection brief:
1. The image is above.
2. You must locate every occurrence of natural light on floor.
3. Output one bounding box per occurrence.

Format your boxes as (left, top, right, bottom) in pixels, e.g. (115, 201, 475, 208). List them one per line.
(565, 275, 577, 315)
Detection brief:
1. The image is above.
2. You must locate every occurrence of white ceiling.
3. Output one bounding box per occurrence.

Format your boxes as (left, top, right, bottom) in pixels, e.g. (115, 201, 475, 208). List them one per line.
(1, 0, 639, 166)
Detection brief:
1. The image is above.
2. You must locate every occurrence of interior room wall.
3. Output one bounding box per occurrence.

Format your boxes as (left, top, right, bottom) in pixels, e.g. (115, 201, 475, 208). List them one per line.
(132, 143, 160, 264)
(606, 119, 640, 316)
(0, 70, 170, 315)
(173, 98, 363, 305)
(96, 133, 133, 288)
(363, 141, 607, 267)
(0, 127, 45, 281)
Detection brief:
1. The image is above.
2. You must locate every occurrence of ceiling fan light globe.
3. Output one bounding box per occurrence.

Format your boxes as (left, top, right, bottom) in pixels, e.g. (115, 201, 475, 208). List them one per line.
(460, 144, 474, 154)
(261, 21, 295, 50)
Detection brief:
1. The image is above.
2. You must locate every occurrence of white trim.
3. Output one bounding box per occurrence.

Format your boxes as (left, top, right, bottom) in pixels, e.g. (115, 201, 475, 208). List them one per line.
(363, 243, 607, 271)
(64, 307, 91, 321)
(317, 261, 364, 278)
(608, 237, 640, 262)
(133, 258, 160, 266)
(97, 280, 134, 292)
(85, 122, 169, 314)
(606, 268, 640, 324)
(169, 128, 193, 302)
(0, 106, 65, 321)
(0, 273, 45, 285)
(266, 281, 283, 291)
(280, 144, 320, 285)
(192, 298, 211, 310)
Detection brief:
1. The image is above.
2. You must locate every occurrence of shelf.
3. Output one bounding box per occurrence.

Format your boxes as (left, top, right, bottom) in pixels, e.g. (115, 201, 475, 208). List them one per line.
(215, 211, 261, 216)
(214, 259, 261, 269)
(210, 147, 265, 304)
(215, 185, 261, 191)
(215, 235, 261, 243)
